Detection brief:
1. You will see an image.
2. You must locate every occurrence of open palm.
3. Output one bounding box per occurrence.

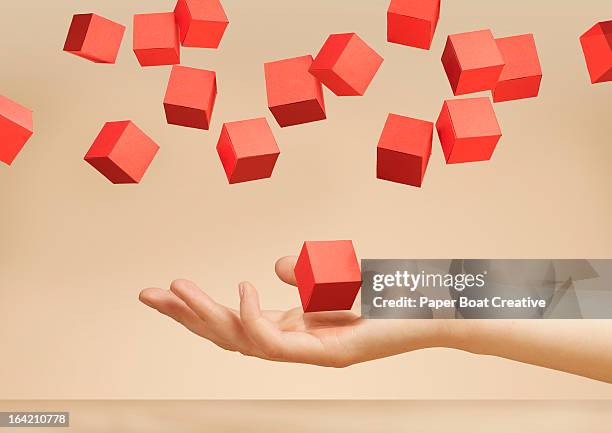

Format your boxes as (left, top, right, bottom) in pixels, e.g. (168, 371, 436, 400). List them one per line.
(139, 256, 445, 367)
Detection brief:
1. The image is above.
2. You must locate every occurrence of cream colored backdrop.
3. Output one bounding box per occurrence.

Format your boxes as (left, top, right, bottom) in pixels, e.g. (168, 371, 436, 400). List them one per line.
(0, 0, 611, 398)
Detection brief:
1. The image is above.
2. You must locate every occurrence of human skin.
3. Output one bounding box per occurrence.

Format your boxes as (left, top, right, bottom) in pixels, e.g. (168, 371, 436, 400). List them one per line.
(139, 256, 612, 384)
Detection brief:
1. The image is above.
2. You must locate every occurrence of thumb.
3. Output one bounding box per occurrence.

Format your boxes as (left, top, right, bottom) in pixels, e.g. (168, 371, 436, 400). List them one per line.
(275, 256, 298, 287)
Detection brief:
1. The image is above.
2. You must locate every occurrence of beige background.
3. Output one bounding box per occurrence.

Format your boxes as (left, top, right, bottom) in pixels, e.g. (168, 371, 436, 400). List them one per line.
(0, 0, 611, 399)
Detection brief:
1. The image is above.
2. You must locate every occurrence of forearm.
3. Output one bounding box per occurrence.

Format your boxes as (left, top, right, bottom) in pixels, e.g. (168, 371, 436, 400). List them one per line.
(444, 320, 612, 383)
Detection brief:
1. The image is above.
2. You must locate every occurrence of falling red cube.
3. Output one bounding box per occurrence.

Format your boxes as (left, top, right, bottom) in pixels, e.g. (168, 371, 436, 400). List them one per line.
(310, 33, 384, 96)
(0, 95, 33, 166)
(294, 240, 362, 313)
(377, 114, 433, 187)
(84, 121, 159, 184)
(493, 34, 542, 102)
(174, 0, 229, 48)
(436, 97, 502, 164)
(579, 21, 612, 84)
(264, 55, 326, 127)
(164, 65, 217, 130)
(387, 0, 441, 50)
(133, 12, 180, 67)
(63, 13, 126, 64)
(216, 118, 280, 184)
(442, 29, 505, 96)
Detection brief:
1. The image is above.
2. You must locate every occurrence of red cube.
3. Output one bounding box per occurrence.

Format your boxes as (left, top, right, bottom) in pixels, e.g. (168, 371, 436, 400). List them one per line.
(63, 13, 126, 64)
(133, 13, 180, 67)
(174, 0, 229, 48)
(387, 0, 440, 50)
(493, 34, 542, 102)
(85, 121, 159, 184)
(294, 240, 362, 313)
(216, 118, 280, 184)
(264, 55, 326, 127)
(164, 65, 217, 130)
(0, 95, 33, 166)
(377, 114, 433, 187)
(579, 21, 612, 84)
(442, 29, 505, 96)
(436, 97, 502, 164)
(310, 33, 383, 96)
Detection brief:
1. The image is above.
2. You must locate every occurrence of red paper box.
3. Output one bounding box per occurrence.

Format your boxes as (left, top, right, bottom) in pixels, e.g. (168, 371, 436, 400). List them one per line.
(294, 240, 362, 313)
(0, 95, 33, 166)
(310, 33, 383, 96)
(133, 13, 180, 67)
(442, 29, 505, 95)
(164, 65, 217, 130)
(174, 0, 229, 48)
(493, 34, 542, 102)
(387, 0, 441, 50)
(63, 13, 125, 64)
(579, 21, 612, 84)
(84, 121, 159, 184)
(216, 118, 280, 184)
(377, 114, 433, 187)
(436, 97, 502, 164)
(264, 55, 326, 127)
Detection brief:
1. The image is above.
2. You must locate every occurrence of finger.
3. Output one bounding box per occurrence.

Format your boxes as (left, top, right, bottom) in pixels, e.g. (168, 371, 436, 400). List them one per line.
(275, 256, 298, 287)
(169, 279, 253, 353)
(169, 279, 221, 322)
(239, 281, 286, 359)
(139, 288, 213, 338)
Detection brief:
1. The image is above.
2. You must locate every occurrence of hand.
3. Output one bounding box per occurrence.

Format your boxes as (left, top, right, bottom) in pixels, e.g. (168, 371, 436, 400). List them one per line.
(139, 256, 451, 367)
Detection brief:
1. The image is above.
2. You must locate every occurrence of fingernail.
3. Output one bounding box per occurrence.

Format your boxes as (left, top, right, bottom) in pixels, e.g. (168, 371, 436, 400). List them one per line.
(238, 283, 244, 299)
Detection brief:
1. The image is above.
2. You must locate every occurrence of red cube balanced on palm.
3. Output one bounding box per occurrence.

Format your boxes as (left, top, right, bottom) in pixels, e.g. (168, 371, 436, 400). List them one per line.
(377, 114, 433, 187)
(310, 33, 384, 96)
(264, 55, 326, 127)
(174, 0, 229, 48)
(294, 240, 362, 313)
(436, 97, 502, 164)
(493, 34, 542, 102)
(0, 95, 33, 166)
(216, 118, 280, 184)
(84, 121, 159, 184)
(63, 13, 126, 64)
(164, 65, 217, 130)
(442, 29, 505, 96)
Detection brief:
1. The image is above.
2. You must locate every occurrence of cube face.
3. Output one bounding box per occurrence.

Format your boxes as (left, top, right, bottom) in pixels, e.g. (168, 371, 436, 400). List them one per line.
(376, 114, 433, 187)
(0, 95, 33, 166)
(264, 55, 326, 127)
(493, 75, 542, 103)
(387, 0, 440, 49)
(268, 99, 326, 128)
(216, 118, 280, 184)
(63, 14, 126, 64)
(580, 21, 612, 84)
(377, 148, 426, 187)
(164, 65, 217, 130)
(175, 0, 229, 48)
(436, 98, 501, 164)
(133, 13, 180, 67)
(310, 33, 384, 96)
(294, 240, 362, 313)
(85, 121, 159, 184)
(493, 34, 542, 102)
(442, 29, 505, 95)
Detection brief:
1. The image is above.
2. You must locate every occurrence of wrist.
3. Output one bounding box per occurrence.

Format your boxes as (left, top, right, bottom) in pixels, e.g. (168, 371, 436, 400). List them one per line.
(434, 320, 484, 353)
